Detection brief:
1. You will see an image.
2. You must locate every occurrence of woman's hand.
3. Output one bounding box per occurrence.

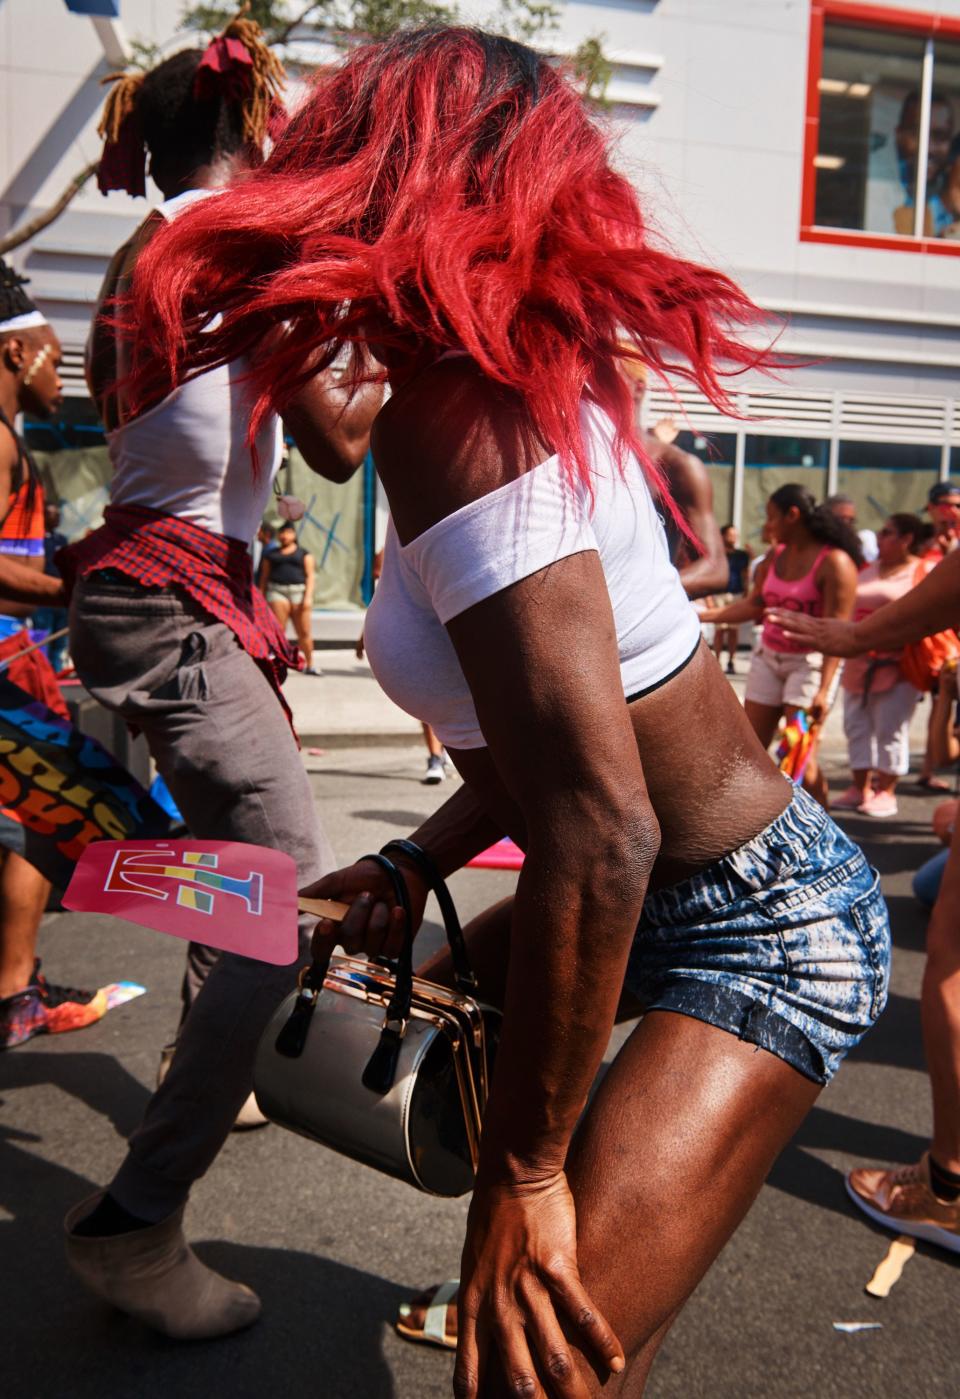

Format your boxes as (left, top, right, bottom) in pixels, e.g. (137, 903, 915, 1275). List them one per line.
(300, 856, 429, 962)
(454, 1173, 624, 1399)
(808, 685, 833, 724)
(765, 609, 861, 656)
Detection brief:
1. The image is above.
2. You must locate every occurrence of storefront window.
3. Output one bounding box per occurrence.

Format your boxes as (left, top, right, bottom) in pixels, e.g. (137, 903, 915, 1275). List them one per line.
(741, 437, 829, 550)
(814, 23, 927, 236)
(836, 440, 941, 528)
(675, 430, 736, 527)
(934, 40, 960, 242)
(806, 9, 960, 247)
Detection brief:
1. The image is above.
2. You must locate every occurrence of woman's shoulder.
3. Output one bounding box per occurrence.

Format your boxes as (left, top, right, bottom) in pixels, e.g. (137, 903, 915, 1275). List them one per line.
(373, 359, 551, 545)
(818, 544, 858, 575)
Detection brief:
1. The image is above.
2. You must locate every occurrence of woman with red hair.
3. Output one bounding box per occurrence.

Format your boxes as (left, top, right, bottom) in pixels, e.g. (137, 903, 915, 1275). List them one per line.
(97, 28, 888, 1393)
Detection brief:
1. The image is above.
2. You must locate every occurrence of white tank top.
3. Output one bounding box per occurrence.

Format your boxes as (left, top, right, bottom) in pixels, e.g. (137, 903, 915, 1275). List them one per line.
(364, 401, 701, 751)
(107, 190, 283, 544)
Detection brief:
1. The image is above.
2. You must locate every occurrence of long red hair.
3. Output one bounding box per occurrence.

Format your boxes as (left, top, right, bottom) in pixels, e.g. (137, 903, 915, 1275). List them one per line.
(127, 27, 779, 497)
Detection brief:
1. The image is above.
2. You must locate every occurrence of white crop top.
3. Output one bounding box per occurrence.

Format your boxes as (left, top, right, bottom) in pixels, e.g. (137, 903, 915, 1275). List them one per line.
(107, 190, 283, 544)
(363, 401, 701, 750)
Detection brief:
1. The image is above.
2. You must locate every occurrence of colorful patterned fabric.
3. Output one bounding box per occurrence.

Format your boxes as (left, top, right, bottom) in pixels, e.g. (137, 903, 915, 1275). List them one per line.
(0, 960, 107, 1050)
(57, 505, 302, 717)
(0, 674, 174, 889)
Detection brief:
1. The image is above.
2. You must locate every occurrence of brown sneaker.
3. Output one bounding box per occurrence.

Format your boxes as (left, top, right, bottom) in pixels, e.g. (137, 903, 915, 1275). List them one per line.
(846, 1153, 960, 1254)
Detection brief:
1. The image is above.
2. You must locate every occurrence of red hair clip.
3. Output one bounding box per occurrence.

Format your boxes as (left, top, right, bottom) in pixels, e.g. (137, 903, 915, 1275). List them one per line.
(194, 34, 254, 105)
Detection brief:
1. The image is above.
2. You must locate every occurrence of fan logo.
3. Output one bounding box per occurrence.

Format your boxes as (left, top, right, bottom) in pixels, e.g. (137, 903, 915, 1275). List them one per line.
(104, 847, 263, 917)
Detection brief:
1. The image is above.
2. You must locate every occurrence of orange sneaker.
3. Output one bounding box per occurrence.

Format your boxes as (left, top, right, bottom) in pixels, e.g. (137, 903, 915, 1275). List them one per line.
(846, 1153, 960, 1254)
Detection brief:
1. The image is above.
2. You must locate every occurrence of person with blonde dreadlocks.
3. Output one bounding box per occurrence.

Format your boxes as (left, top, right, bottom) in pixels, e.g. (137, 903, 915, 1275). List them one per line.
(61, 14, 382, 1339)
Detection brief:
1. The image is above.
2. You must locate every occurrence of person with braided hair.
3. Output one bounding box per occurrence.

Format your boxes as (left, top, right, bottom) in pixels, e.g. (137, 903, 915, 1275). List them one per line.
(0, 262, 108, 1050)
(62, 12, 382, 1339)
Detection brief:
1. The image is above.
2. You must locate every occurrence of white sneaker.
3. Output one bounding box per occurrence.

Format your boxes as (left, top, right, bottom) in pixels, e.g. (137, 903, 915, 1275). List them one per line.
(422, 755, 445, 784)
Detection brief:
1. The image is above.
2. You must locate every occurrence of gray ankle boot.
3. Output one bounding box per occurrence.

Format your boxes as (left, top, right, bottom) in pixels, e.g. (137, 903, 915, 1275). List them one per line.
(64, 1193, 261, 1340)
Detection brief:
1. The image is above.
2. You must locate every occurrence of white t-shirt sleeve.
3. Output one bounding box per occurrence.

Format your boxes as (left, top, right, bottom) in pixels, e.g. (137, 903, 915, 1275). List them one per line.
(402, 460, 598, 624)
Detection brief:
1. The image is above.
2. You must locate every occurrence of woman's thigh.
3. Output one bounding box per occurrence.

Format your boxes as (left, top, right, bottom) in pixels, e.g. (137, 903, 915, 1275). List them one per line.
(269, 594, 292, 629)
(290, 602, 312, 645)
(558, 1012, 821, 1396)
(744, 698, 782, 750)
(70, 580, 330, 882)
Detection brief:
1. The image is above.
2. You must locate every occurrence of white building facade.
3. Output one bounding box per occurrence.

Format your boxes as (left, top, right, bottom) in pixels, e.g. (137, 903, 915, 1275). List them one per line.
(1, 0, 958, 549)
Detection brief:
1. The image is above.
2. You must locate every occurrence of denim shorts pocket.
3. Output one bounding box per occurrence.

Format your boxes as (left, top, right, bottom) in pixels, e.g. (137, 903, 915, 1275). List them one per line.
(850, 874, 891, 1023)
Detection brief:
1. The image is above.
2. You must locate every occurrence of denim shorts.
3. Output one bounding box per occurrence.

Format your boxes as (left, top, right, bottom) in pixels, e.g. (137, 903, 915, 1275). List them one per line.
(624, 785, 890, 1084)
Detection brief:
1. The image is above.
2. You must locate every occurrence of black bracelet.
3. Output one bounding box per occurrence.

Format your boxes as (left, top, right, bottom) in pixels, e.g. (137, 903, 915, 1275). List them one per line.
(379, 838, 443, 890)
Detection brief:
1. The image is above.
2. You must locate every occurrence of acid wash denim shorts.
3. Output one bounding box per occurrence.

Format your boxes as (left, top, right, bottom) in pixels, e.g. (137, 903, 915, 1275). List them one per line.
(624, 785, 890, 1085)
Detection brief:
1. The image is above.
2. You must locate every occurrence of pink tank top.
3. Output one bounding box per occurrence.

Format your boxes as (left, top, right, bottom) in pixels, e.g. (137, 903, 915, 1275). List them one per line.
(761, 544, 831, 654)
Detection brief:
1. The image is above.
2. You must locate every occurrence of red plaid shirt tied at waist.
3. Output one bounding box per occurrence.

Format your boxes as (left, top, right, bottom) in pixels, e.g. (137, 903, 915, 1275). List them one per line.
(57, 505, 303, 720)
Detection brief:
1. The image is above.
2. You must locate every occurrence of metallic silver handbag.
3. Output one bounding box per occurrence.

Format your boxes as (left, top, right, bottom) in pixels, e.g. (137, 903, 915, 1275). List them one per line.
(253, 848, 500, 1197)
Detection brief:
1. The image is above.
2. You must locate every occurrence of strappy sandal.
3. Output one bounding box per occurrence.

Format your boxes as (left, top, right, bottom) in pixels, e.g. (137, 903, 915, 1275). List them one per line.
(395, 1280, 459, 1351)
(915, 775, 953, 792)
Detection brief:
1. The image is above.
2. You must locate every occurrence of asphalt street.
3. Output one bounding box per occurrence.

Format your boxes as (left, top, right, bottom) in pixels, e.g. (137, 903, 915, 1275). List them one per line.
(1, 741, 958, 1398)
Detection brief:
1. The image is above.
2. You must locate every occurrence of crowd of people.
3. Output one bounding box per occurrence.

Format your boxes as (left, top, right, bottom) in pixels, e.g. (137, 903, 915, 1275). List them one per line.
(0, 15, 958, 1396)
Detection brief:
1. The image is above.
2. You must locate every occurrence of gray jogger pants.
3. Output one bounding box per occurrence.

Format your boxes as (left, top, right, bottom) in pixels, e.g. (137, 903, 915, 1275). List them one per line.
(69, 572, 333, 1219)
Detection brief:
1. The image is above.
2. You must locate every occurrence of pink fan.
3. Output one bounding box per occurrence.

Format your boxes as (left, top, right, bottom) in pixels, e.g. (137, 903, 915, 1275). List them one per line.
(63, 839, 347, 966)
(467, 837, 525, 871)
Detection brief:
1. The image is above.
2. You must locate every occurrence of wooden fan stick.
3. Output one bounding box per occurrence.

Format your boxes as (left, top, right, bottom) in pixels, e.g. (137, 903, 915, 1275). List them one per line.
(297, 896, 350, 922)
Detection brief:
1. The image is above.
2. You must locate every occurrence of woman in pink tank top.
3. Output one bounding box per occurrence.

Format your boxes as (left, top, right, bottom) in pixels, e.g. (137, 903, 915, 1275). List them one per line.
(701, 483, 861, 807)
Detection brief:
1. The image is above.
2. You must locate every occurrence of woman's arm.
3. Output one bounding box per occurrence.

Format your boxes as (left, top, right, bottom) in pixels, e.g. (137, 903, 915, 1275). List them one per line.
(283, 369, 384, 483)
(302, 552, 315, 607)
(809, 549, 859, 718)
(699, 594, 763, 625)
(258, 556, 272, 594)
(439, 551, 651, 1394)
(0, 555, 65, 606)
(660, 446, 728, 597)
(769, 550, 960, 656)
(698, 557, 768, 625)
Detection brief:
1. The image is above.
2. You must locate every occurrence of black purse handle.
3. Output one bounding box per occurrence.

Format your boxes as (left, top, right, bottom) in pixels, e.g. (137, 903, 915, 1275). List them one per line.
(379, 838, 478, 994)
(275, 852, 415, 1096)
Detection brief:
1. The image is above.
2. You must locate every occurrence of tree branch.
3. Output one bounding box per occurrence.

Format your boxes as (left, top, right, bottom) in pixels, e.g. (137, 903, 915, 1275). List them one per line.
(273, 2, 328, 44)
(0, 162, 100, 257)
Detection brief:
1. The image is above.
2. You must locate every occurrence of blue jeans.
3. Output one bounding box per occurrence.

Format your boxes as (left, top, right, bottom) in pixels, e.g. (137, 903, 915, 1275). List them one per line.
(625, 786, 890, 1084)
(913, 849, 949, 909)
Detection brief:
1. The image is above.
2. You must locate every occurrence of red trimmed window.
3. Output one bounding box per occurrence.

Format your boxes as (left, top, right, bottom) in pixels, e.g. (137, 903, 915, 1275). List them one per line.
(802, 3, 960, 254)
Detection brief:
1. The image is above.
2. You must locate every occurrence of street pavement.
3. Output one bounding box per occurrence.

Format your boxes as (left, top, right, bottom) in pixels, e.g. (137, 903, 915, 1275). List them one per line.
(1, 658, 959, 1397)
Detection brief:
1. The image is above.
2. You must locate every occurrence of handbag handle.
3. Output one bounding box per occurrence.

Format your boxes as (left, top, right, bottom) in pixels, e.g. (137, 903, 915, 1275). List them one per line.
(274, 852, 415, 1098)
(379, 838, 478, 994)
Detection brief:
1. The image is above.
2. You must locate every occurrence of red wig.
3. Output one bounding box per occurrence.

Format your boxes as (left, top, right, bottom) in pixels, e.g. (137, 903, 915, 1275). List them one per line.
(127, 27, 779, 496)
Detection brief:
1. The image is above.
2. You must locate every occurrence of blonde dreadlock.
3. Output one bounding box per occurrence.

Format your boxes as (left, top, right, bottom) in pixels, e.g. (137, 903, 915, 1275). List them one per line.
(218, 4, 286, 147)
(97, 70, 145, 145)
